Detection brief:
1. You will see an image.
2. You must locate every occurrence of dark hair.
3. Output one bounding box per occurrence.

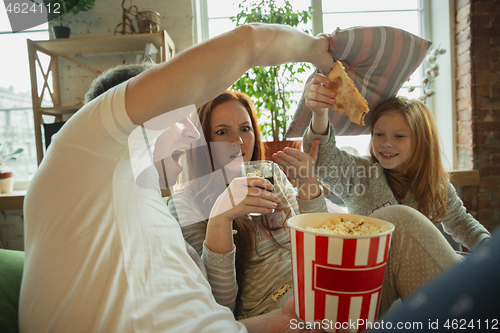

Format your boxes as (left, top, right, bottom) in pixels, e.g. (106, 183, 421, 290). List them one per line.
(84, 62, 155, 104)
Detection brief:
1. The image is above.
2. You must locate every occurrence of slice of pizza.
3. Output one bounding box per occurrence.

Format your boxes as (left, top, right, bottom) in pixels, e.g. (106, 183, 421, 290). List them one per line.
(326, 61, 370, 126)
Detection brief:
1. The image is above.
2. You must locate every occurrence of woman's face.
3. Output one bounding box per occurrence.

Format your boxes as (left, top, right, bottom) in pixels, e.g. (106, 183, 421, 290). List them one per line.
(371, 110, 412, 172)
(209, 100, 256, 176)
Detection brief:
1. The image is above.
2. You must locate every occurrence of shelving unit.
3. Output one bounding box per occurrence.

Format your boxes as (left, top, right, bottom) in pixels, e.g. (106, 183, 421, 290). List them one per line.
(27, 31, 175, 164)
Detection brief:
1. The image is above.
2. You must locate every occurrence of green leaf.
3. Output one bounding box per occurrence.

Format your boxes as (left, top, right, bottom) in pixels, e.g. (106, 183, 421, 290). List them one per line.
(4, 148, 23, 157)
(230, 0, 312, 140)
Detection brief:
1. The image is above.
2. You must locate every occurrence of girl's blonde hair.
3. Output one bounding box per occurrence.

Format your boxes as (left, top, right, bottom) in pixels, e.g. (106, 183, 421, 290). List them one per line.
(369, 96, 449, 222)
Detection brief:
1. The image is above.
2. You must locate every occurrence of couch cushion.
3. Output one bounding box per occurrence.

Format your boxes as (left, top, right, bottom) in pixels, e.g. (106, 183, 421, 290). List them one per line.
(0, 249, 24, 333)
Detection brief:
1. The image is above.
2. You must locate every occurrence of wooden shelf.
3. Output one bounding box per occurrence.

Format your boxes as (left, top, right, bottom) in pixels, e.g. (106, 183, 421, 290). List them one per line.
(449, 169, 480, 187)
(0, 191, 26, 211)
(39, 106, 81, 116)
(30, 31, 175, 58)
(322, 169, 480, 196)
(27, 31, 175, 164)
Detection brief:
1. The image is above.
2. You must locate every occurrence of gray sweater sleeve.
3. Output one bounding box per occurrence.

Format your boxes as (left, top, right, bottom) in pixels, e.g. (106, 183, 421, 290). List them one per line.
(297, 188, 329, 213)
(302, 123, 389, 215)
(201, 242, 238, 312)
(441, 181, 491, 250)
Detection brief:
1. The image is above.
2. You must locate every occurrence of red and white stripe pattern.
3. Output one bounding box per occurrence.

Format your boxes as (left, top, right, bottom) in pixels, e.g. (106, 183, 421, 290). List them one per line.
(290, 230, 392, 333)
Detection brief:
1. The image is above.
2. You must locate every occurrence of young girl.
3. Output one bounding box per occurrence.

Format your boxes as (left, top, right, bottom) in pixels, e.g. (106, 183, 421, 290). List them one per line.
(169, 90, 462, 319)
(273, 72, 490, 251)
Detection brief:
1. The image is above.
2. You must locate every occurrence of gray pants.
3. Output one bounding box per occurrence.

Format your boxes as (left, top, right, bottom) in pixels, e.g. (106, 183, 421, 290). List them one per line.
(371, 206, 462, 316)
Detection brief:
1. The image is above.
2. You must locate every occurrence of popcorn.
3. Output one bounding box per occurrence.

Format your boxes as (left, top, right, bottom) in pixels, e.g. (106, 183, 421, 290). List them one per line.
(246, 170, 262, 177)
(306, 217, 391, 235)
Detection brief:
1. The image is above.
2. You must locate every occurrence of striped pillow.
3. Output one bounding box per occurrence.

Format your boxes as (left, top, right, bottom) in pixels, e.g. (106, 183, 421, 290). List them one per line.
(285, 26, 432, 138)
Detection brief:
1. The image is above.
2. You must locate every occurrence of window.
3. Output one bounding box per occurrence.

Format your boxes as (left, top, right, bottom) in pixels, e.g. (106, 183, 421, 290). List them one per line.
(196, 0, 313, 141)
(0, 6, 49, 185)
(199, 0, 311, 40)
(196, 0, 454, 167)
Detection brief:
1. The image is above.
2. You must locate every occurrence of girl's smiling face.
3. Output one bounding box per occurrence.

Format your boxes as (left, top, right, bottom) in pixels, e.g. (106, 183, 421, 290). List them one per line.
(371, 110, 412, 172)
(209, 100, 256, 176)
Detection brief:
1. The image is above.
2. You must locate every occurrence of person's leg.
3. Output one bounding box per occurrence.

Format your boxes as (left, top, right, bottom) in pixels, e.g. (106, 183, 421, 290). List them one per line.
(370, 229, 499, 332)
(370, 206, 461, 315)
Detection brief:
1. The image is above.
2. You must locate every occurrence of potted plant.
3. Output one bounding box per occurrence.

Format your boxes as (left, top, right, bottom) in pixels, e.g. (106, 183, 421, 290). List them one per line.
(42, 0, 96, 38)
(231, 0, 312, 158)
(0, 143, 24, 194)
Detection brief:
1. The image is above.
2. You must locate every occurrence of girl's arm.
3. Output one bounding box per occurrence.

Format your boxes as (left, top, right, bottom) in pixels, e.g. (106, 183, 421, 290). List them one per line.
(126, 24, 333, 126)
(273, 163, 299, 214)
(306, 73, 336, 135)
(441, 181, 491, 250)
(273, 141, 330, 214)
(301, 73, 376, 205)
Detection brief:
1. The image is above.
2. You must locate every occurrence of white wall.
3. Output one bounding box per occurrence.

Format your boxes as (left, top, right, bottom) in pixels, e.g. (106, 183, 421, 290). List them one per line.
(52, 0, 194, 50)
(49, 0, 195, 106)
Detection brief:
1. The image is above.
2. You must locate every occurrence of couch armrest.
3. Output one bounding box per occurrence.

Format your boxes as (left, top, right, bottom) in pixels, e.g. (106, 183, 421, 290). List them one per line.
(0, 249, 24, 333)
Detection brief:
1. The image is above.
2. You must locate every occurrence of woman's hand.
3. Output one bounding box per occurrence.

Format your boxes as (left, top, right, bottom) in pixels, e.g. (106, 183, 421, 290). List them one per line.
(272, 140, 323, 201)
(205, 177, 277, 254)
(306, 73, 336, 135)
(210, 177, 277, 221)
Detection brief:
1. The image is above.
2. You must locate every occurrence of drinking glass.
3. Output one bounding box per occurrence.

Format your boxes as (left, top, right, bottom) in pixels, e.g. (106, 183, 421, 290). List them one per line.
(241, 160, 275, 216)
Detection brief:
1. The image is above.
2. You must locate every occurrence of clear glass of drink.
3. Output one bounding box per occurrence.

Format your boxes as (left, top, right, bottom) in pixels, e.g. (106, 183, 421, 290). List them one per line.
(241, 160, 275, 216)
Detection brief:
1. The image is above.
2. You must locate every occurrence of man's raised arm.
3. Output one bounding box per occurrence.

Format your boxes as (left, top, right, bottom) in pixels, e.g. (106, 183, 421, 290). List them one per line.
(125, 23, 333, 125)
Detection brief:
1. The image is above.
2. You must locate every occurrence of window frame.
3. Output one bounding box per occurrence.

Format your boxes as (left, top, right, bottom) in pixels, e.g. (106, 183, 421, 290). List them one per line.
(0, 25, 49, 187)
(421, 0, 457, 170)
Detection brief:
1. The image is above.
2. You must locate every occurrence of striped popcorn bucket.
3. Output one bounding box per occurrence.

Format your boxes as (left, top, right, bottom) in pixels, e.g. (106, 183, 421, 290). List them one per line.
(288, 213, 394, 333)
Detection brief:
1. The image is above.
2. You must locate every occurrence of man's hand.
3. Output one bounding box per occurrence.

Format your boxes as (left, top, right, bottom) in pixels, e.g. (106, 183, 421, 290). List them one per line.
(312, 33, 335, 74)
(241, 296, 324, 333)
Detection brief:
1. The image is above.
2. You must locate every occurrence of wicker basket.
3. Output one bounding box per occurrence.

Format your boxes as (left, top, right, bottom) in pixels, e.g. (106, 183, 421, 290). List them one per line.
(136, 11, 161, 33)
